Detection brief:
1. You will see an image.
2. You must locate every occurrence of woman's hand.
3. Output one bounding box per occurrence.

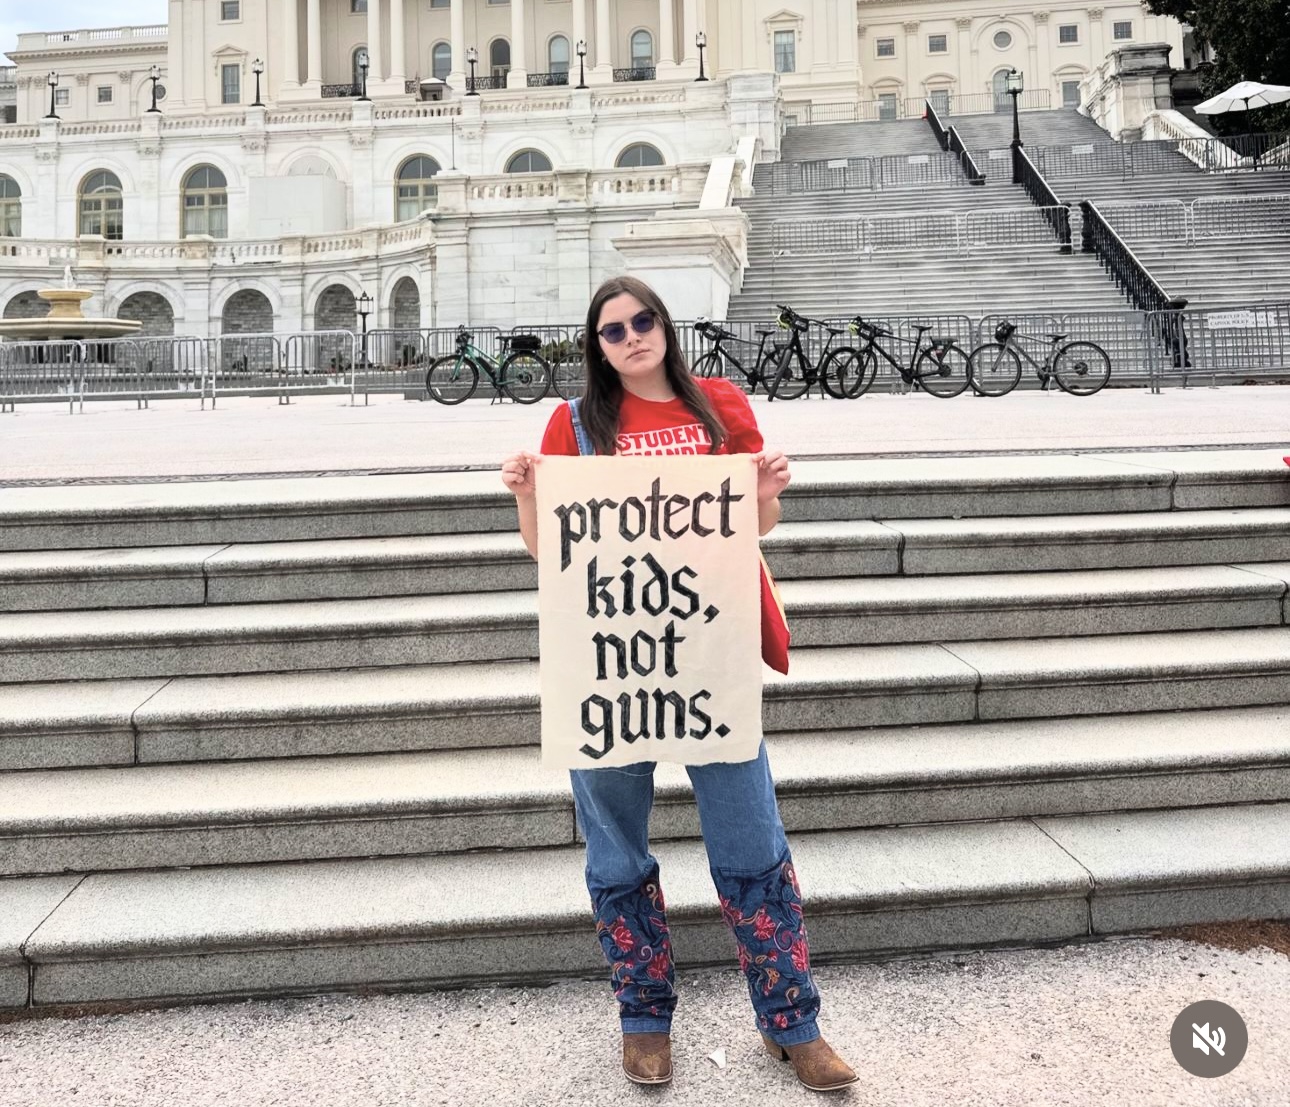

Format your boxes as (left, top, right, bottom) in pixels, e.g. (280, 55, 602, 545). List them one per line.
(753, 449, 791, 504)
(501, 451, 541, 500)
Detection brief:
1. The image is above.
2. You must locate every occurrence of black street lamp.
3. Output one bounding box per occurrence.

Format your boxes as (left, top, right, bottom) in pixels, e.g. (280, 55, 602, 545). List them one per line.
(251, 58, 264, 107)
(466, 46, 479, 94)
(1005, 67, 1025, 183)
(575, 39, 587, 90)
(356, 290, 373, 367)
(357, 49, 371, 101)
(695, 32, 708, 82)
(45, 71, 59, 120)
(147, 64, 162, 113)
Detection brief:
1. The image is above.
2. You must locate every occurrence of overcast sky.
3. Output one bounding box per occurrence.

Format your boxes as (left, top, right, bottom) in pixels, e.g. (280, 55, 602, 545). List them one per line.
(1, 0, 169, 51)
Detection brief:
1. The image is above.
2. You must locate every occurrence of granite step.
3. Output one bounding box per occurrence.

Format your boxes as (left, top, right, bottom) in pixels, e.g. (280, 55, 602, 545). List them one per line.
(5, 626, 1290, 771)
(2, 451, 1286, 551)
(4, 800, 1288, 1009)
(5, 563, 1287, 683)
(3, 705, 1289, 877)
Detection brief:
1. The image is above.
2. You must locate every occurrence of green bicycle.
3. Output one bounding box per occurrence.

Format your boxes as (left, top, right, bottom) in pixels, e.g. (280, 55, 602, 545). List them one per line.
(425, 325, 551, 405)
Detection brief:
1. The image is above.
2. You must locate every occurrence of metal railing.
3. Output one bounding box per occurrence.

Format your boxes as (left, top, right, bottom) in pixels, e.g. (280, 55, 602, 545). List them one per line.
(755, 152, 966, 196)
(1079, 200, 1181, 315)
(786, 89, 1053, 127)
(527, 70, 570, 87)
(1145, 302, 1290, 389)
(467, 74, 507, 92)
(321, 83, 363, 98)
(769, 205, 1064, 256)
(925, 99, 948, 149)
(612, 67, 656, 82)
(1015, 147, 1072, 251)
(1008, 134, 1290, 180)
(1100, 194, 1290, 243)
(946, 125, 986, 185)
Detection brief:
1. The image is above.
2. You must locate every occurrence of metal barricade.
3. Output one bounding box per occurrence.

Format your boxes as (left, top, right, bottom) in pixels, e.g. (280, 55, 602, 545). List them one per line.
(78, 339, 149, 406)
(1192, 194, 1290, 239)
(874, 153, 965, 190)
(280, 331, 359, 403)
(1148, 303, 1290, 388)
(1098, 200, 1190, 244)
(0, 340, 84, 413)
(212, 333, 283, 408)
(962, 206, 1062, 249)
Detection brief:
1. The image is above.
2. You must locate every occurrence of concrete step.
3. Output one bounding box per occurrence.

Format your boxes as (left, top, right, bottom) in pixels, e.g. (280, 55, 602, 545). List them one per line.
(6, 625, 1290, 771)
(6, 561, 1287, 684)
(4, 799, 1288, 1008)
(4, 705, 1290, 877)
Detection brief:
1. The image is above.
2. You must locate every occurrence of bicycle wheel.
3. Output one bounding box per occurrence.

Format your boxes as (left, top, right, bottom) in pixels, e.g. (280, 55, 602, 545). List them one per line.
(820, 348, 867, 399)
(550, 354, 584, 401)
(914, 343, 971, 398)
(1053, 341, 1111, 396)
(967, 342, 1023, 398)
(692, 351, 723, 379)
(425, 355, 480, 404)
(500, 352, 550, 404)
(769, 351, 812, 401)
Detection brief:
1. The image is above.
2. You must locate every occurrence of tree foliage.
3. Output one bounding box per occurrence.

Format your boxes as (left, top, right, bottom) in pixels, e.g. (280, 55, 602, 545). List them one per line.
(1146, 0, 1290, 129)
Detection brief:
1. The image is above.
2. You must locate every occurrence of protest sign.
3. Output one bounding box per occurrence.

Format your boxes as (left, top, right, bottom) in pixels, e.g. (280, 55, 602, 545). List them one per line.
(537, 454, 763, 769)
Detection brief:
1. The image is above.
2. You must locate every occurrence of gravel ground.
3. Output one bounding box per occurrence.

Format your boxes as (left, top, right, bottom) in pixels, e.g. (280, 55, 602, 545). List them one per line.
(2, 925, 1287, 1107)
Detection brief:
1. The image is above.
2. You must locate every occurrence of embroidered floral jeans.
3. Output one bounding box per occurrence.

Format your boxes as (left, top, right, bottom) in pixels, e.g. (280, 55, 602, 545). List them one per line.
(569, 741, 821, 1047)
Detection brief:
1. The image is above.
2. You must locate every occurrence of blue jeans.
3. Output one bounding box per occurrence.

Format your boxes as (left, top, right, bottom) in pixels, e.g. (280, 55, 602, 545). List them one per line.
(569, 742, 821, 1047)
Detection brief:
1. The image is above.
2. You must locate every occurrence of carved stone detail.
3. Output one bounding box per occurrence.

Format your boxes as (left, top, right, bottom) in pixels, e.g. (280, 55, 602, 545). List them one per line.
(241, 134, 266, 153)
(955, 17, 973, 29)
(1087, 7, 1104, 18)
(34, 146, 59, 163)
(137, 141, 163, 158)
(902, 21, 920, 34)
(74, 73, 90, 86)
(119, 70, 133, 83)
(349, 130, 373, 148)
(1033, 12, 1049, 24)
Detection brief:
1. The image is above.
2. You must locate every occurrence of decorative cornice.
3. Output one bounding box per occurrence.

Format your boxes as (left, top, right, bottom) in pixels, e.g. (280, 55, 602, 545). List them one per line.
(955, 17, 973, 29)
(136, 140, 162, 157)
(118, 70, 134, 83)
(34, 146, 59, 162)
(348, 129, 372, 148)
(74, 73, 89, 86)
(902, 21, 920, 34)
(241, 133, 266, 153)
(1033, 12, 1049, 24)
(1087, 7, 1104, 18)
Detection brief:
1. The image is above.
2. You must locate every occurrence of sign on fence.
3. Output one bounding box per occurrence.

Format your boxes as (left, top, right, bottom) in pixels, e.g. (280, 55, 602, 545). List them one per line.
(537, 455, 763, 770)
(1207, 310, 1276, 329)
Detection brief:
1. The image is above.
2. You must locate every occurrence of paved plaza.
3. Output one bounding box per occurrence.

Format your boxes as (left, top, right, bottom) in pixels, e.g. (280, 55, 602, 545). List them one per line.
(3, 386, 1290, 483)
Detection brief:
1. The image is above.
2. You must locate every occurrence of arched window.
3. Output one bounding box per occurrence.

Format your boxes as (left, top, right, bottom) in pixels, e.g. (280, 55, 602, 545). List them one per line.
(182, 165, 229, 238)
(396, 155, 441, 220)
(0, 175, 20, 238)
(992, 69, 1011, 113)
(490, 39, 510, 79)
(505, 149, 553, 174)
(79, 170, 124, 239)
(615, 143, 665, 168)
(548, 35, 570, 75)
(631, 30, 653, 69)
(431, 42, 451, 80)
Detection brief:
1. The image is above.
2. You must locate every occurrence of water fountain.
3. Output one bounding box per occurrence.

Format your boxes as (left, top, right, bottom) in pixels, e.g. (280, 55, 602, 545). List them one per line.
(0, 267, 143, 341)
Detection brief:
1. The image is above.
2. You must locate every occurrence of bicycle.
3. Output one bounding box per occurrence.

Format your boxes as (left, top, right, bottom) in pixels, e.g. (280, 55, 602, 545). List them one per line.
(547, 330, 586, 401)
(425, 326, 551, 405)
(967, 321, 1112, 398)
(764, 306, 866, 401)
(843, 316, 972, 399)
(691, 318, 785, 394)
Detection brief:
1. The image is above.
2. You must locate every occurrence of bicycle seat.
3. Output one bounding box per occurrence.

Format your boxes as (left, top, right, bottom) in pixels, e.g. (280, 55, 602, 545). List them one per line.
(755, 328, 776, 337)
(930, 335, 956, 346)
(1048, 333, 1068, 342)
(826, 326, 845, 336)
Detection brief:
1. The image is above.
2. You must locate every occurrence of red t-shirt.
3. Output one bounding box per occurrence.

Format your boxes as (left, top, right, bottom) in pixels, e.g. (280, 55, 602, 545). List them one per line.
(540, 377, 763, 457)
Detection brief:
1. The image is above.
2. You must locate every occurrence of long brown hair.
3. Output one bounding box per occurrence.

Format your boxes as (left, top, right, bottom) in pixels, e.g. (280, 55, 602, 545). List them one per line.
(580, 275, 727, 456)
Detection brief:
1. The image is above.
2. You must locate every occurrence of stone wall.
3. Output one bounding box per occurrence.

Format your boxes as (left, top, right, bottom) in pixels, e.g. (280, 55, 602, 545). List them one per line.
(118, 291, 175, 336)
(220, 289, 274, 334)
(315, 285, 357, 332)
(3, 291, 44, 319)
(391, 277, 420, 330)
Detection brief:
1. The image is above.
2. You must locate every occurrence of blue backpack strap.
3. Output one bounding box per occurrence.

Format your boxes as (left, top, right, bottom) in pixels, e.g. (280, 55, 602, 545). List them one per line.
(568, 397, 595, 456)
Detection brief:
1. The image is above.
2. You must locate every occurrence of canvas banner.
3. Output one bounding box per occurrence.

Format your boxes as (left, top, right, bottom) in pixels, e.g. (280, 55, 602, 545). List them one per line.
(537, 455, 763, 770)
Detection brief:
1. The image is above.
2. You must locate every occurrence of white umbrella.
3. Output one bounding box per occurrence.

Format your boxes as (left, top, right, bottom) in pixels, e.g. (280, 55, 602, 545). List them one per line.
(1194, 80, 1290, 114)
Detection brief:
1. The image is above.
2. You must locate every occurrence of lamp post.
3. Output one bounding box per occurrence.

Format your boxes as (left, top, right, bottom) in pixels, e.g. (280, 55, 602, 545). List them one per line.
(1005, 67, 1024, 183)
(466, 47, 479, 94)
(357, 49, 370, 101)
(251, 58, 264, 107)
(45, 71, 59, 120)
(575, 39, 587, 89)
(356, 290, 372, 368)
(695, 32, 708, 82)
(146, 64, 162, 113)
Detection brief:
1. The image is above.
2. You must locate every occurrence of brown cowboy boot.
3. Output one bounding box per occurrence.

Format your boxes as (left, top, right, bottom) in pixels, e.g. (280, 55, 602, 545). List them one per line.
(622, 1032, 673, 1085)
(762, 1034, 857, 1092)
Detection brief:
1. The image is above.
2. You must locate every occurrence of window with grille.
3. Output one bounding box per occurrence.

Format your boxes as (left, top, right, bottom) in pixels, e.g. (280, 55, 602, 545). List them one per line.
(1062, 80, 1081, 107)
(876, 38, 895, 58)
(0, 175, 20, 237)
(1058, 25, 1078, 44)
(631, 30, 653, 69)
(79, 170, 124, 239)
(221, 64, 240, 103)
(182, 165, 229, 238)
(396, 156, 441, 220)
(616, 143, 664, 168)
(506, 150, 553, 173)
(549, 36, 570, 74)
(1113, 21, 1133, 40)
(351, 0, 367, 12)
(221, 1, 240, 20)
(877, 93, 897, 120)
(928, 34, 947, 53)
(97, 86, 113, 103)
(490, 39, 511, 78)
(774, 31, 796, 73)
(55, 88, 69, 106)
(431, 43, 451, 80)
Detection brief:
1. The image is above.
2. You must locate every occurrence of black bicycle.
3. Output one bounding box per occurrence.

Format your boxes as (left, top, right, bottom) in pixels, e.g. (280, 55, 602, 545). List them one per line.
(842, 316, 972, 398)
(547, 330, 585, 401)
(692, 318, 785, 394)
(967, 322, 1112, 397)
(764, 306, 866, 401)
(425, 326, 550, 404)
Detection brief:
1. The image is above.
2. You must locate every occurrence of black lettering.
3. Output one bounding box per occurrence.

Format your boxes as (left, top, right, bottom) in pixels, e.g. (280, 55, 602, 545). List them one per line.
(652, 690, 687, 739)
(593, 631, 627, 680)
(661, 621, 686, 677)
(639, 553, 670, 616)
(587, 497, 617, 541)
(587, 556, 617, 617)
(663, 493, 692, 539)
(688, 690, 713, 739)
(691, 492, 715, 537)
(620, 556, 636, 616)
(618, 690, 651, 743)
(718, 478, 744, 537)
(580, 694, 614, 759)
(647, 478, 666, 540)
(555, 502, 587, 571)
(629, 631, 656, 677)
(618, 497, 647, 541)
(670, 566, 699, 619)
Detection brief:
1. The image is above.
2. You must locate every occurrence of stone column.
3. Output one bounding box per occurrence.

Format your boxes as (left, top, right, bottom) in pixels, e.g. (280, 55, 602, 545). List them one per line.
(682, 0, 700, 67)
(507, 0, 529, 87)
(593, 0, 613, 81)
(1088, 7, 1105, 66)
(572, 0, 587, 76)
(367, 0, 384, 82)
(390, 0, 406, 82)
(955, 17, 972, 101)
(657, 0, 675, 69)
(903, 21, 919, 104)
(449, 0, 466, 91)
(282, 0, 300, 87)
(306, 0, 322, 89)
(1034, 13, 1052, 100)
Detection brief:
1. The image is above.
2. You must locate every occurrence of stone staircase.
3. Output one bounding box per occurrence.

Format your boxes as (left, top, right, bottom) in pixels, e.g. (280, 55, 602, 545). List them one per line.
(3, 453, 1290, 1012)
(950, 108, 1114, 152)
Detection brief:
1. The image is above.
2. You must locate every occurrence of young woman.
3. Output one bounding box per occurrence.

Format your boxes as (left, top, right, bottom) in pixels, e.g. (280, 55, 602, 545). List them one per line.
(500, 276, 856, 1093)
